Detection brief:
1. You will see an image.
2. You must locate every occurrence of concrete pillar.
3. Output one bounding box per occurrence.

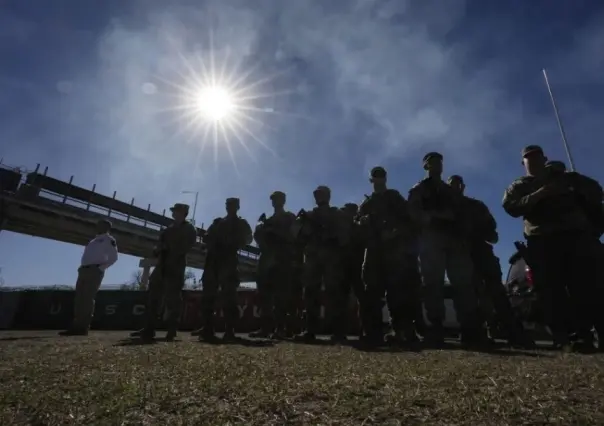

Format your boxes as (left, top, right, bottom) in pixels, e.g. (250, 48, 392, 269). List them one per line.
(141, 265, 150, 290)
(138, 258, 157, 290)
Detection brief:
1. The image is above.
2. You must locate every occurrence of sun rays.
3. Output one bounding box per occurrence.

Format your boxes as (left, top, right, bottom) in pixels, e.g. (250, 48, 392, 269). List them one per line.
(151, 33, 298, 177)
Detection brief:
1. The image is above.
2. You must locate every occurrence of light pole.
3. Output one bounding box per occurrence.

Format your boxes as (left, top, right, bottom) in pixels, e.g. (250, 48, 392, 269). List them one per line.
(181, 190, 199, 225)
(542, 68, 576, 172)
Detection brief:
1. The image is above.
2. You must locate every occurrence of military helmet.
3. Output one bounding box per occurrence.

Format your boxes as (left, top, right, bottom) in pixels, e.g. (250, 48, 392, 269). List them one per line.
(447, 174, 464, 184)
(170, 203, 190, 214)
(545, 160, 566, 172)
(370, 166, 387, 179)
(270, 191, 286, 201)
(521, 145, 544, 158)
(313, 185, 331, 194)
(423, 152, 443, 167)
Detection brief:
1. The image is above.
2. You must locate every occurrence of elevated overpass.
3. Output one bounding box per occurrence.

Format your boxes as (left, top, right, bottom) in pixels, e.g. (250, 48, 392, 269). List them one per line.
(0, 164, 259, 283)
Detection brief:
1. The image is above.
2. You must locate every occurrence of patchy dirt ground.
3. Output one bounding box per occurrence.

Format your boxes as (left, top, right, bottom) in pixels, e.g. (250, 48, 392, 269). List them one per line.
(0, 331, 603, 425)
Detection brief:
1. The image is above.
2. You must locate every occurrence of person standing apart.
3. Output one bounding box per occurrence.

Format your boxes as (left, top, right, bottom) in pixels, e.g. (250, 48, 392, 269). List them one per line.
(60, 219, 118, 336)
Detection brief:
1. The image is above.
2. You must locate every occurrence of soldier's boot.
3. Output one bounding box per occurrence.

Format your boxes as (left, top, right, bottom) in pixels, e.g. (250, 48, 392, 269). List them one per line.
(130, 328, 149, 338)
(223, 325, 237, 342)
(506, 320, 536, 349)
(330, 333, 348, 344)
(140, 328, 156, 343)
(166, 329, 177, 342)
(425, 320, 445, 348)
(294, 330, 318, 343)
(198, 326, 218, 342)
(552, 331, 573, 353)
(249, 315, 272, 338)
(191, 328, 204, 337)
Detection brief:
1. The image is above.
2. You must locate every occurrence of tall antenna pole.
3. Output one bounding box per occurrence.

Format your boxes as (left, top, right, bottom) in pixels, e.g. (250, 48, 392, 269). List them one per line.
(542, 68, 576, 171)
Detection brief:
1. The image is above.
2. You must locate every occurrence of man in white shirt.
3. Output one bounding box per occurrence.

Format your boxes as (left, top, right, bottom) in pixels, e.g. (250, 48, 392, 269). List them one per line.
(60, 219, 118, 336)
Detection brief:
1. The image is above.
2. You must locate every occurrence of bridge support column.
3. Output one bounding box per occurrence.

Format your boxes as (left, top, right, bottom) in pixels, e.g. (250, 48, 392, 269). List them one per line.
(138, 258, 157, 290)
(141, 264, 150, 290)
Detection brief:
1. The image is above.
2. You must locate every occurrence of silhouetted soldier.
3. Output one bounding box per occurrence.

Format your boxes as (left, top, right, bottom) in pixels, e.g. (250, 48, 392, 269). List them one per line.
(340, 202, 367, 338)
(503, 145, 603, 351)
(250, 191, 297, 339)
(294, 186, 349, 342)
(448, 175, 533, 348)
(198, 198, 253, 342)
(358, 166, 421, 347)
(409, 153, 482, 346)
(136, 204, 197, 342)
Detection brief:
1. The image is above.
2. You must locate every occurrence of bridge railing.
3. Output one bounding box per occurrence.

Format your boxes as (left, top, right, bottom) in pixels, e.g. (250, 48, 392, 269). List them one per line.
(0, 163, 260, 262)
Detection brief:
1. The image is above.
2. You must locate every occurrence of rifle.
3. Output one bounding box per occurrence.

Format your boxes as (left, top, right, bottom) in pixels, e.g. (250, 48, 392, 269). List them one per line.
(513, 241, 531, 269)
(296, 208, 337, 245)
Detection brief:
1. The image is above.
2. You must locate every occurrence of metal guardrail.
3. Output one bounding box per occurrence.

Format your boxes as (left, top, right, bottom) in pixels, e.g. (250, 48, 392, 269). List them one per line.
(0, 162, 260, 261)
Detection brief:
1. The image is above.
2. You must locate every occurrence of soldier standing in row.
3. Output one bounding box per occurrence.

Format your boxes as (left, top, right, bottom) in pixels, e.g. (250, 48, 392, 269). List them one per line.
(137, 203, 197, 342)
(503, 145, 603, 351)
(409, 153, 482, 346)
(250, 191, 297, 339)
(198, 198, 253, 342)
(447, 175, 533, 348)
(340, 203, 367, 338)
(358, 166, 421, 346)
(294, 186, 349, 342)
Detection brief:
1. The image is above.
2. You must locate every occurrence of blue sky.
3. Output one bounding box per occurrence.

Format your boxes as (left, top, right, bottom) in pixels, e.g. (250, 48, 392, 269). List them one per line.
(1, 0, 603, 287)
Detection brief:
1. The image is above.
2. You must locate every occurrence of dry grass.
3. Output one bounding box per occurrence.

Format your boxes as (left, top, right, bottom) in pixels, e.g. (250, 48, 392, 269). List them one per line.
(1, 331, 603, 425)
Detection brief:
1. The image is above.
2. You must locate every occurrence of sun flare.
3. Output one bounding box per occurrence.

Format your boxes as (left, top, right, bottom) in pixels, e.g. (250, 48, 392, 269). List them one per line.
(195, 85, 234, 121)
(153, 35, 299, 175)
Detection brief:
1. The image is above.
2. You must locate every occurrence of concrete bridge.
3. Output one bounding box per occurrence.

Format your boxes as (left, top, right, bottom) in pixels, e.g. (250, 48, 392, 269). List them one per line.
(0, 164, 259, 284)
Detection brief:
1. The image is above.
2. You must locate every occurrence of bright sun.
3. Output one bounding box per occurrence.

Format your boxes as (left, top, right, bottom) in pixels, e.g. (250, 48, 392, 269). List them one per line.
(195, 86, 234, 121)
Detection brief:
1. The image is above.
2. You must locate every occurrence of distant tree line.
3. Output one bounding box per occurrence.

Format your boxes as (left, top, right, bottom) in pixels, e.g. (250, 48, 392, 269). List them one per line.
(120, 268, 201, 291)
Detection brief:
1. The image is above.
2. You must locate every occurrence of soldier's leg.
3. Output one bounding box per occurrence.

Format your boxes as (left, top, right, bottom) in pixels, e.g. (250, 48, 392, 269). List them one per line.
(346, 254, 366, 337)
(287, 266, 304, 336)
(252, 258, 274, 336)
(138, 269, 165, 339)
(67, 267, 104, 334)
(418, 232, 448, 330)
(273, 263, 292, 337)
(163, 269, 186, 340)
(527, 235, 572, 348)
(392, 253, 422, 343)
(199, 273, 219, 338)
(445, 241, 483, 342)
(220, 269, 240, 337)
(324, 252, 347, 340)
(565, 233, 603, 347)
(301, 257, 322, 337)
(362, 248, 386, 342)
(480, 250, 528, 340)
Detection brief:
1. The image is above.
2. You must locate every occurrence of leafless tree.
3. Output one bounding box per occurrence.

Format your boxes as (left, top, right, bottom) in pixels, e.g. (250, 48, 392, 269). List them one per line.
(120, 268, 200, 290)
(120, 269, 146, 291)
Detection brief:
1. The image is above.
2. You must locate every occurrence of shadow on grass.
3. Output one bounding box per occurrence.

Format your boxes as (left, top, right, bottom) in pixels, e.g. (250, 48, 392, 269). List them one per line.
(352, 339, 553, 358)
(198, 336, 276, 347)
(0, 336, 51, 342)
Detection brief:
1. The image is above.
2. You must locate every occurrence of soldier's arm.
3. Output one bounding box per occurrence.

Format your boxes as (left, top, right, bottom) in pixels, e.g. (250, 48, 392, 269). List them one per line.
(253, 221, 265, 245)
(171, 223, 198, 257)
(239, 219, 253, 247)
(478, 200, 499, 243)
(407, 184, 428, 225)
(502, 179, 546, 218)
(202, 218, 221, 246)
(282, 212, 298, 242)
(390, 190, 413, 222)
(571, 172, 603, 204)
